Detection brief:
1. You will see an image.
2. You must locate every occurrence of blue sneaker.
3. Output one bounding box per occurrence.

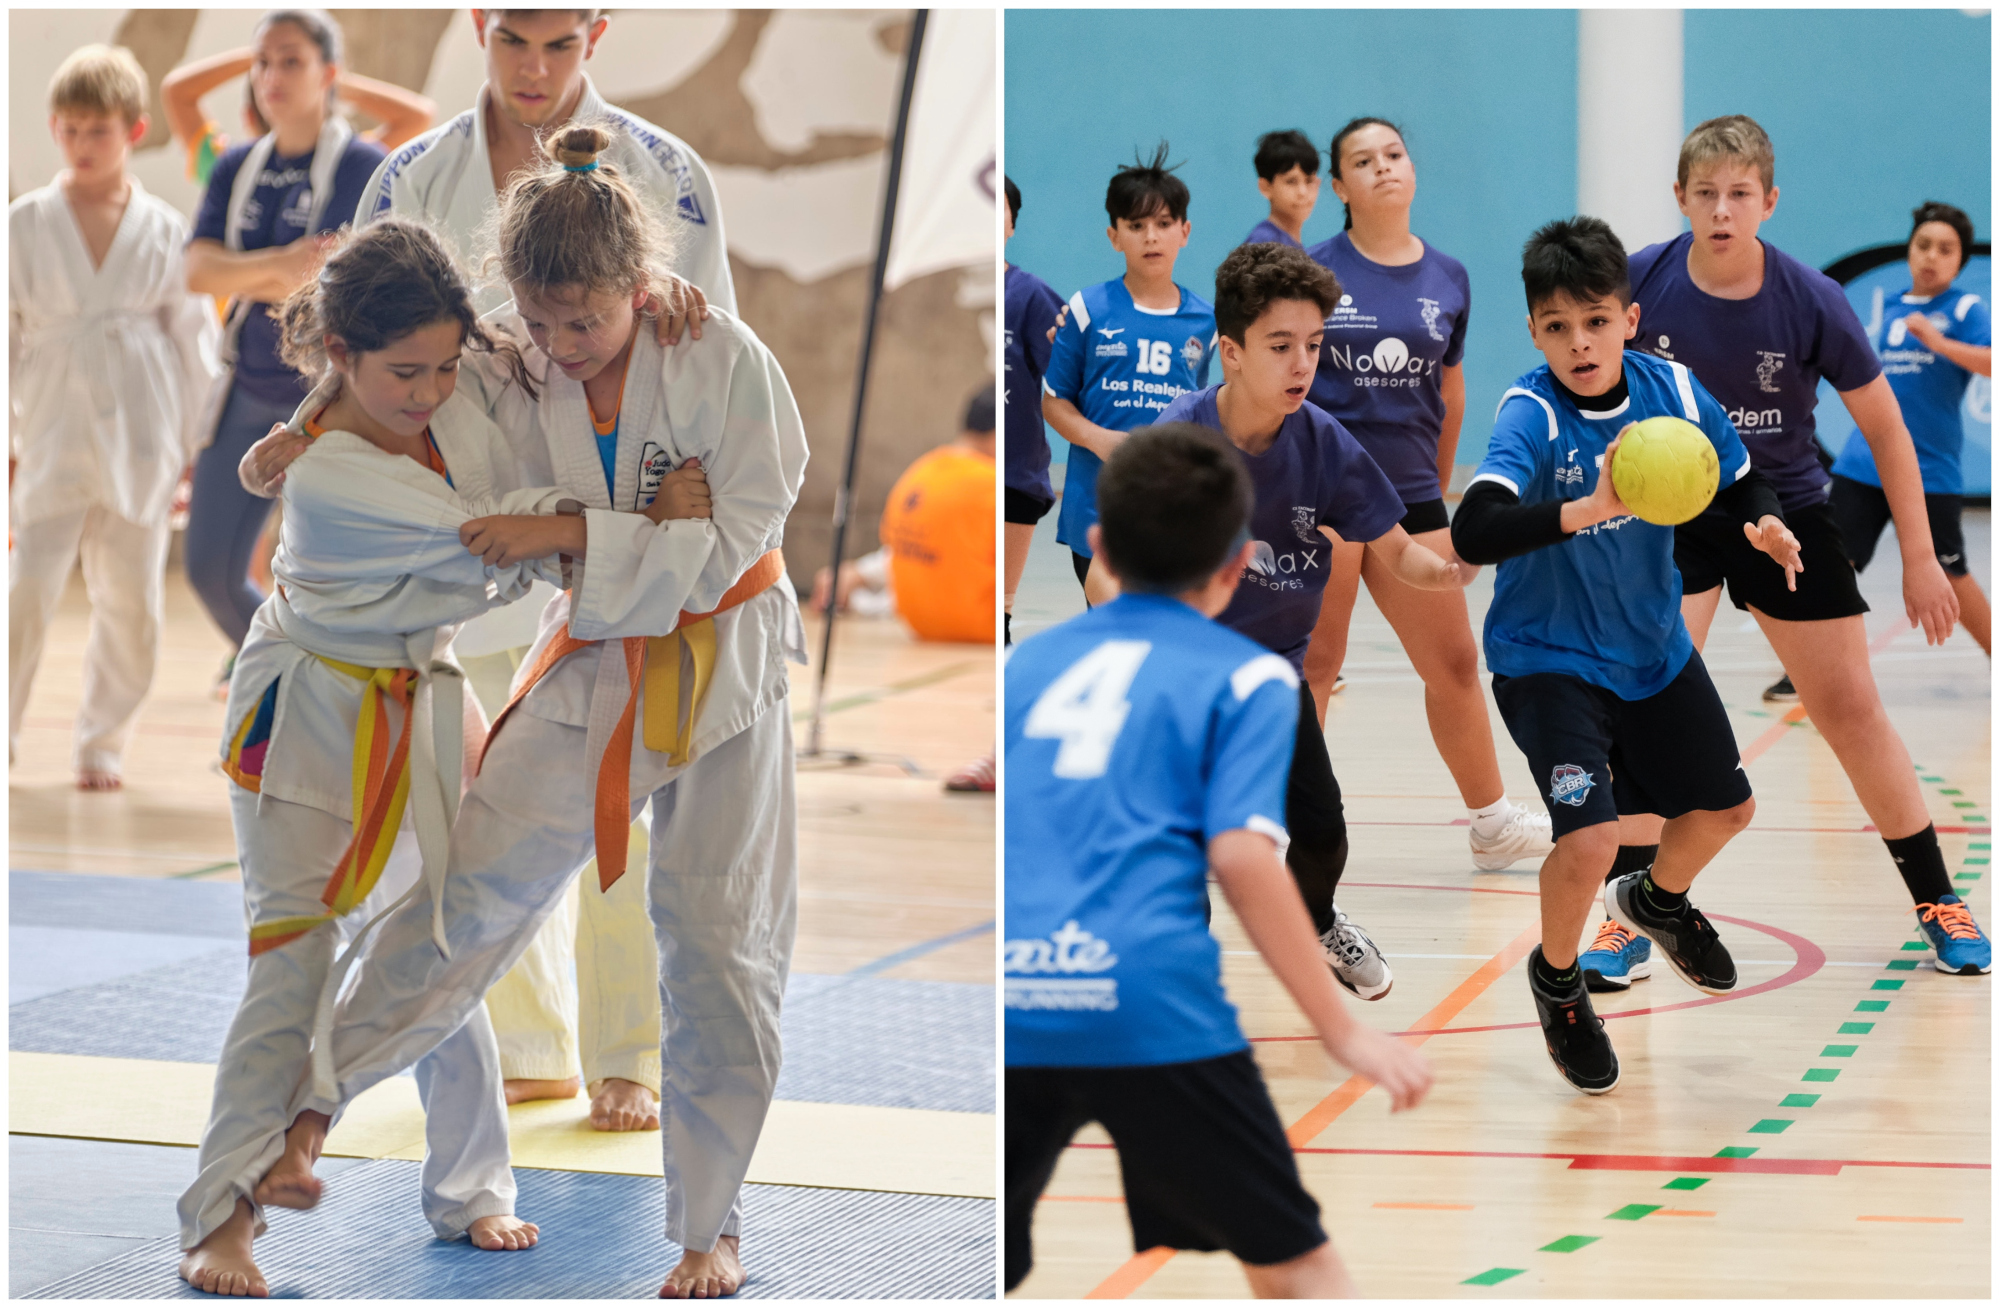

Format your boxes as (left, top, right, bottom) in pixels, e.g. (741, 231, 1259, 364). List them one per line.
(1579, 917, 1652, 992)
(1917, 896, 1992, 975)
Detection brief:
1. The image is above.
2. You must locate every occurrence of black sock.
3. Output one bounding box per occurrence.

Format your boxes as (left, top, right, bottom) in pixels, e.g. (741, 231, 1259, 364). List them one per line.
(1533, 949, 1581, 990)
(1004, 612, 1012, 647)
(1640, 873, 1687, 915)
(1605, 843, 1660, 887)
(1885, 825, 1955, 905)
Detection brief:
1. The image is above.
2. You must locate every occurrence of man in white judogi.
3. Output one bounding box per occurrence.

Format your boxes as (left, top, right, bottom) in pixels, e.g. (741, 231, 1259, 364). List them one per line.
(10, 54, 218, 792)
(353, 8, 736, 1134)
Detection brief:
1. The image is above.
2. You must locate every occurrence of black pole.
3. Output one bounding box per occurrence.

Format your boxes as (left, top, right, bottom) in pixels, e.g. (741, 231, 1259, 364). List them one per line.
(807, 8, 928, 758)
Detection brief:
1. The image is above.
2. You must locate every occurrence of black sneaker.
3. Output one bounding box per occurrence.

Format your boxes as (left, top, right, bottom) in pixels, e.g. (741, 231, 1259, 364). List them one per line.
(1527, 946, 1619, 1095)
(1606, 871, 1737, 995)
(1762, 674, 1798, 703)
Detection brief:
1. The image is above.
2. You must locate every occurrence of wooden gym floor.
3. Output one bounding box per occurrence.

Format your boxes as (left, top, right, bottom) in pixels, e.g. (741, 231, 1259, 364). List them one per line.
(1009, 486, 1990, 1299)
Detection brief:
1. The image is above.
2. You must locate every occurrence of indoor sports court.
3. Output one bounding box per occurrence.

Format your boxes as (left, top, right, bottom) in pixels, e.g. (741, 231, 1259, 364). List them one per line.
(1007, 480, 1990, 1299)
(10, 570, 996, 1299)
(1003, 8, 1989, 1295)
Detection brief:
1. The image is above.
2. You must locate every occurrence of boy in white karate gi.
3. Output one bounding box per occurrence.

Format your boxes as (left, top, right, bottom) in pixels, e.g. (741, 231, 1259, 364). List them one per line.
(10, 45, 218, 790)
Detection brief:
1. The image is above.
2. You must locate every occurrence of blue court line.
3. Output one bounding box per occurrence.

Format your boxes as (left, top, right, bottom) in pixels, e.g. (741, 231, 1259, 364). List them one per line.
(846, 919, 995, 979)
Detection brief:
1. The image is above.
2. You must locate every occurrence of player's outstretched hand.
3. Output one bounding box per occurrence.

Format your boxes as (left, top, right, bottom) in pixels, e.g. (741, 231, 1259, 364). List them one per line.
(1904, 554, 1960, 646)
(1047, 302, 1068, 345)
(1743, 515, 1803, 592)
(1322, 1024, 1432, 1113)
(460, 514, 581, 568)
(1586, 429, 1635, 522)
(644, 275, 710, 346)
(644, 458, 712, 524)
(239, 422, 312, 497)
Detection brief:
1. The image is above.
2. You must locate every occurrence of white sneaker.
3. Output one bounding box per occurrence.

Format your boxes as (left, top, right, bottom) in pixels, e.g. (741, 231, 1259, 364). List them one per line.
(1321, 905, 1393, 1000)
(1470, 806, 1555, 871)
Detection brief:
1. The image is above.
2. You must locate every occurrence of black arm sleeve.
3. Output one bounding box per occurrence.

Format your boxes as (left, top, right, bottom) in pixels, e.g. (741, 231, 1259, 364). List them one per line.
(1451, 480, 1570, 565)
(1710, 465, 1784, 527)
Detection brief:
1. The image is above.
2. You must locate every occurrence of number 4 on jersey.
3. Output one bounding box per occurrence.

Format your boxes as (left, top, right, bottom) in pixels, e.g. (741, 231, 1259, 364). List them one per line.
(1023, 640, 1152, 778)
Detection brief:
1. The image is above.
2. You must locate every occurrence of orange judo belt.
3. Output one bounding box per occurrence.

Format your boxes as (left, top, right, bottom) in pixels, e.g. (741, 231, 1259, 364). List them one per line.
(475, 548, 784, 891)
(246, 660, 420, 956)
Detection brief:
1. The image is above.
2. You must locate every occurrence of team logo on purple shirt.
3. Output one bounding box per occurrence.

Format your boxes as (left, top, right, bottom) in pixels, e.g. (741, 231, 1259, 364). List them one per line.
(1292, 505, 1317, 544)
(1550, 763, 1595, 807)
(1756, 351, 1786, 394)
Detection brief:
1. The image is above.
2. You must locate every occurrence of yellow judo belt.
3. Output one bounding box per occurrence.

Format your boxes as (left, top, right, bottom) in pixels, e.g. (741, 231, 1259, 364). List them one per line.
(247, 659, 418, 956)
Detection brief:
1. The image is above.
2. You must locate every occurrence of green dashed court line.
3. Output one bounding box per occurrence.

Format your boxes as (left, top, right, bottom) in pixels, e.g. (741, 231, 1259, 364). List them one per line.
(169, 860, 238, 880)
(1461, 808, 1973, 1290)
(1539, 1235, 1598, 1253)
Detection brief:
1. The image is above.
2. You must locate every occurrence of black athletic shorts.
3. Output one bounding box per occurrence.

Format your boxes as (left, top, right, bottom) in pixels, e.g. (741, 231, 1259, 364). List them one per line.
(1491, 651, 1752, 840)
(1674, 500, 1869, 621)
(1071, 549, 1092, 593)
(1005, 1052, 1327, 1290)
(1007, 485, 1055, 526)
(1827, 474, 1969, 578)
(1398, 496, 1450, 535)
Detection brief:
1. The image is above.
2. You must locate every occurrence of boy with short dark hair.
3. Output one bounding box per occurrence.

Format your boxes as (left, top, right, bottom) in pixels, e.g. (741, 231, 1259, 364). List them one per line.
(1156, 242, 1464, 1003)
(1245, 129, 1320, 249)
(1618, 116, 1991, 975)
(1042, 142, 1217, 605)
(1005, 422, 1431, 1299)
(1451, 216, 1800, 1093)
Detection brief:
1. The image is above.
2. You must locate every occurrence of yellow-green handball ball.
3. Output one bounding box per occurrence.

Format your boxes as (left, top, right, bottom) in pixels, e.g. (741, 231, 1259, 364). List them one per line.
(1609, 416, 1719, 526)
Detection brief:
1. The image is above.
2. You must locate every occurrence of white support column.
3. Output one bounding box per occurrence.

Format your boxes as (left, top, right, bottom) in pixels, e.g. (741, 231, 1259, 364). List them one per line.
(1577, 9, 1684, 252)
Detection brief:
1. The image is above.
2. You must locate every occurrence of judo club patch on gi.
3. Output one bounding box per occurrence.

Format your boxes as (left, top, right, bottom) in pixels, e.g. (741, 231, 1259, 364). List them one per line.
(638, 441, 671, 507)
(1550, 763, 1595, 807)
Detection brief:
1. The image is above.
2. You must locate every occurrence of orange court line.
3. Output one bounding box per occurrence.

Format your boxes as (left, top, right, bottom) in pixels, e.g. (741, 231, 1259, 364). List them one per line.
(1857, 1215, 1964, 1224)
(1739, 705, 1810, 765)
(1087, 916, 1544, 1298)
(1373, 1202, 1475, 1211)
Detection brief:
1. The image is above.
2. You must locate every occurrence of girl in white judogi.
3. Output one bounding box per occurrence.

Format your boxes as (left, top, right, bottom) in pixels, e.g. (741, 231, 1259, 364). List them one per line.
(10, 45, 219, 790)
(242, 124, 808, 1299)
(177, 217, 710, 1297)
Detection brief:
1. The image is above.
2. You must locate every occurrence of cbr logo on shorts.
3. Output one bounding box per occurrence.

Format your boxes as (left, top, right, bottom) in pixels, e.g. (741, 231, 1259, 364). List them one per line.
(1550, 763, 1595, 806)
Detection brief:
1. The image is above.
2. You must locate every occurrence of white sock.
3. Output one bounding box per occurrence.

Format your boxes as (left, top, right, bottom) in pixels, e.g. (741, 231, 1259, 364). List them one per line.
(1468, 795, 1515, 838)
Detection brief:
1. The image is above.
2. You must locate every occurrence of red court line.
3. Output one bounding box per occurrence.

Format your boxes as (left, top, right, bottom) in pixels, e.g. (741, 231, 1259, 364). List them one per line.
(1248, 901, 1824, 1042)
(1071, 1142, 1987, 1177)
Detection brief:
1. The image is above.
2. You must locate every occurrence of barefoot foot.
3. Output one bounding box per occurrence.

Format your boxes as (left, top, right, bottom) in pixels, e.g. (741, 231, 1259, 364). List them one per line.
(251, 1109, 328, 1211)
(504, 1075, 581, 1105)
(659, 1235, 743, 1298)
(76, 768, 122, 791)
(178, 1198, 269, 1297)
(468, 1214, 541, 1250)
(590, 1077, 661, 1132)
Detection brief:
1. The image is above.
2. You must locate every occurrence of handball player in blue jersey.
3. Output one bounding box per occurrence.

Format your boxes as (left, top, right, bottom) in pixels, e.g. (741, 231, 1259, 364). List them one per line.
(1242, 130, 1318, 250)
(1303, 117, 1557, 875)
(1042, 143, 1217, 607)
(1829, 201, 1991, 657)
(1452, 217, 1800, 1092)
(1153, 243, 1466, 1002)
(1005, 423, 1431, 1297)
(1619, 116, 1990, 975)
(1003, 176, 1065, 647)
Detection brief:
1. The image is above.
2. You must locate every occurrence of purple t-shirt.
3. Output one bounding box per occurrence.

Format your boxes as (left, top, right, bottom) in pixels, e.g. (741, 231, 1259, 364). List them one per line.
(1304, 232, 1470, 504)
(1158, 387, 1404, 668)
(1628, 233, 1881, 510)
(1242, 218, 1303, 250)
(1005, 263, 1064, 501)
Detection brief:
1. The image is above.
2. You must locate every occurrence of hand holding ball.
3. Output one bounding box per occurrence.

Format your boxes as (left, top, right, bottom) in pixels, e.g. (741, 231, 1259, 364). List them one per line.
(1608, 417, 1719, 526)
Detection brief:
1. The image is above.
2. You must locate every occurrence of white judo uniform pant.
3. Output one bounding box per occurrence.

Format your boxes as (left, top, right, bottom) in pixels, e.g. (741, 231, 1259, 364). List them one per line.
(177, 787, 516, 1250)
(295, 698, 797, 1252)
(9, 504, 170, 775)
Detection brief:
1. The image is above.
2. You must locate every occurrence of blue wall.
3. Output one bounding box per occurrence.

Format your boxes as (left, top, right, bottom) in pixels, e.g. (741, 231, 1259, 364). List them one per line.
(1006, 8, 1991, 475)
